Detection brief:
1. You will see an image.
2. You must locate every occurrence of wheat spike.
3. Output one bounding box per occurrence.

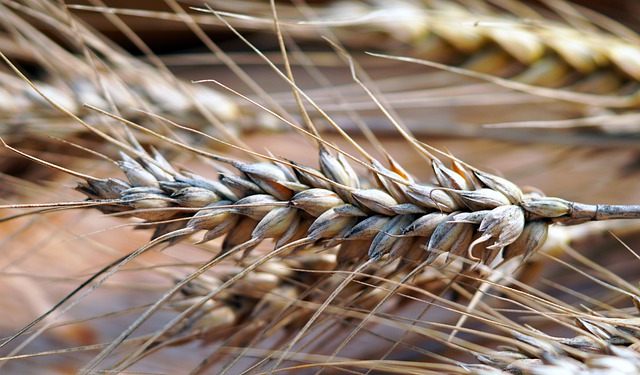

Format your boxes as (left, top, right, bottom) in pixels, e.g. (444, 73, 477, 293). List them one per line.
(2, 78, 639, 372)
(2, 0, 638, 146)
(8, 115, 636, 269)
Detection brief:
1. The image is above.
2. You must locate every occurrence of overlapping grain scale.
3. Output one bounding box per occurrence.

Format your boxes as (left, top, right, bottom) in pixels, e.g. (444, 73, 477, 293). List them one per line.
(75, 132, 640, 276)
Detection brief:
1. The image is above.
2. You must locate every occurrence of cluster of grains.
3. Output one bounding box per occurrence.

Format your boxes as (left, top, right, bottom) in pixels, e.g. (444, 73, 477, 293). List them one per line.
(166, 249, 441, 345)
(77, 137, 639, 278)
(470, 297, 640, 374)
(56, 132, 639, 372)
(0, 69, 240, 134)
(170, 0, 640, 137)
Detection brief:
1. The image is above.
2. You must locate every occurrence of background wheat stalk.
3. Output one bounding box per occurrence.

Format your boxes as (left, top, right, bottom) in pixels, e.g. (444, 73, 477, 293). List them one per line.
(0, 0, 639, 374)
(70, 0, 640, 136)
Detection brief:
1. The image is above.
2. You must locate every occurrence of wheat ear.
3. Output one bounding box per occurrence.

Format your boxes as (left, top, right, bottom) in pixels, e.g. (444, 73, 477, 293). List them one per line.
(1, 1, 640, 373)
(0, 0, 297, 151)
(2, 96, 639, 371)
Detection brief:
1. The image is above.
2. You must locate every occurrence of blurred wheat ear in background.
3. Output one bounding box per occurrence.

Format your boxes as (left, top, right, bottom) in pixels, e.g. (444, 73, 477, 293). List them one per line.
(0, 1, 640, 374)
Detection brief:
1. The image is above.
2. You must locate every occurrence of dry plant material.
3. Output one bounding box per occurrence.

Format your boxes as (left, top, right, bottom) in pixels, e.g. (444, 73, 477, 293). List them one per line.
(2, 0, 638, 146)
(66, 136, 640, 269)
(0, 0, 281, 149)
(174, 0, 640, 135)
(466, 244, 640, 375)
(1, 101, 639, 372)
(92, 0, 640, 94)
(475, 318, 640, 374)
(0, 0, 639, 374)
(323, 0, 640, 86)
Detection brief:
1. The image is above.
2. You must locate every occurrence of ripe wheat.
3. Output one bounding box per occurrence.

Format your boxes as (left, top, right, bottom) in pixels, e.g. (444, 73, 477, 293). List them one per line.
(0, 0, 639, 374)
(77, 1, 640, 94)
(2, 76, 639, 372)
(59, 0, 640, 142)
